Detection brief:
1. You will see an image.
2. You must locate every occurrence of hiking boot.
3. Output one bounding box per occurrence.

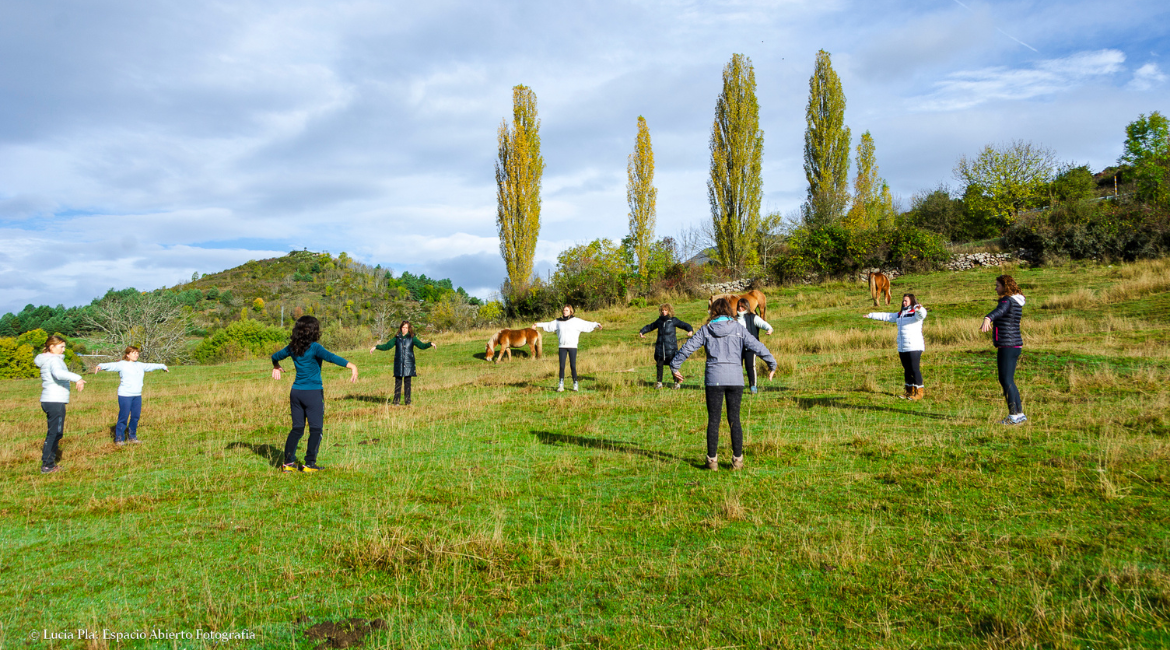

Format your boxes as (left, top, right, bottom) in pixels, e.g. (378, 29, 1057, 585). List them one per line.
(897, 385, 912, 400)
(655, 382, 662, 390)
(572, 381, 579, 392)
(731, 455, 744, 471)
(281, 462, 298, 472)
(301, 463, 323, 473)
(909, 386, 924, 401)
(129, 437, 142, 444)
(41, 465, 59, 475)
(705, 456, 718, 471)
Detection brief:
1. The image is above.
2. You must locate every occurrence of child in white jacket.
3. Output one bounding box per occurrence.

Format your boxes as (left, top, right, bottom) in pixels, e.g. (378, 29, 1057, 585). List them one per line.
(863, 293, 928, 400)
(95, 345, 168, 444)
(35, 335, 85, 474)
(535, 305, 602, 392)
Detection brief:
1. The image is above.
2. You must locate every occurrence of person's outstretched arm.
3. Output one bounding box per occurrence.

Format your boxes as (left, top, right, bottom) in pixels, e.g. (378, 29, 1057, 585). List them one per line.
(638, 320, 660, 338)
(669, 326, 707, 380)
(863, 311, 898, 323)
(753, 316, 774, 335)
(271, 346, 291, 379)
(743, 334, 778, 381)
(413, 336, 437, 350)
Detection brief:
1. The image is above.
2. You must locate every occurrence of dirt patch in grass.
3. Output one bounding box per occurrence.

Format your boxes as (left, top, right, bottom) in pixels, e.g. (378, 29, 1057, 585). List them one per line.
(304, 618, 388, 649)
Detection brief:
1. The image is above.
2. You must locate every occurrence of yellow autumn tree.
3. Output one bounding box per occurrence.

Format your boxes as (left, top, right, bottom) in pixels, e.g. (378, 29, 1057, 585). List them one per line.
(845, 131, 895, 231)
(495, 85, 545, 291)
(627, 116, 657, 279)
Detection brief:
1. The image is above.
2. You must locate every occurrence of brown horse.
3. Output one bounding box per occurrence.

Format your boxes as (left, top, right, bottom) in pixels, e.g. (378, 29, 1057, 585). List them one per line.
(486, 328, 542, 362)
(868, 272, 892, 306)
(709, 289, 767, 320)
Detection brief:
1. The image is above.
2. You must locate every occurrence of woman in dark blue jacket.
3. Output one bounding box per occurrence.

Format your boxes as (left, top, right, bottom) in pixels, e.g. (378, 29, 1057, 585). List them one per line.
(272, 316, 358, 472)
(980, 275, 1027, 424)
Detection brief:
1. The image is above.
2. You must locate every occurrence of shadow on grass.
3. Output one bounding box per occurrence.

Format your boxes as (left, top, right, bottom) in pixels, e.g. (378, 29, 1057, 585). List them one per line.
(532, 430, 682, 463)
(226, 441, 284, 467)
(343, 394, 393, 404)
(791, 395, 951, 420)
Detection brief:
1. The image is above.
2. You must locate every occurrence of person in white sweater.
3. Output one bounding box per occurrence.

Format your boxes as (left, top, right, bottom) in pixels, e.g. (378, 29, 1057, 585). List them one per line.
(735, 298, 774, 395)
(34, 335, 85, 474)
(94, 345, 168, 444)
(862, 293, 928, 400)
(535, 305, 602, 392)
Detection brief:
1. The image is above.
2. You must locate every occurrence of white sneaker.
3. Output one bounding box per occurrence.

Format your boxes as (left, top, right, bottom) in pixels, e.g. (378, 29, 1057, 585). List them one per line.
(572, 382, 579, 392)
(556, 382, 564, 392)
(1011, 413, 1028, 424)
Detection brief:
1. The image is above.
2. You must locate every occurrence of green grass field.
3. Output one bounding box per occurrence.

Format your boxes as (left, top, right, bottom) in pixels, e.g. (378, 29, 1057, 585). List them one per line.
(3, 261, 1169, 649)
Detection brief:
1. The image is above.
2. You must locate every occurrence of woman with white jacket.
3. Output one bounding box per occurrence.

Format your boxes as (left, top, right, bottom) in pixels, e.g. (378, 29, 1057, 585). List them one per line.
(862, 293, 927, 400)
(535, 305, 602, 392)
(35, 335, 85, 474)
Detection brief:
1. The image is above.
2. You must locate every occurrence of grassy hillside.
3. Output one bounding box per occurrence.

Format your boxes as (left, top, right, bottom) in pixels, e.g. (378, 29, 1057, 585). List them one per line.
(2, 260, 1168, 648)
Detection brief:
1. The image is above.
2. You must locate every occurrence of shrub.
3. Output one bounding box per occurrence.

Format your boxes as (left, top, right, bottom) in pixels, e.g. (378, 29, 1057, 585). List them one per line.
(887, 223, 949, 271)
(320, 322, 372, 352)
(504, 280, 562, 319)
(771, 222, 948, 282)
(193, 320, 289, 363)
(429, 293, 478, 332)
(0, 337, 37, 379)
(1004, 199, 1170, 263)
(553, 239, 629, 310)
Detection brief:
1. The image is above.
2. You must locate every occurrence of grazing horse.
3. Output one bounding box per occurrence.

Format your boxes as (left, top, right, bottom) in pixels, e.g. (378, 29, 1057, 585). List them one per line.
(486, 328, 542, 362)
(709, 289, 767, 320)
(868, 272, 892, 306)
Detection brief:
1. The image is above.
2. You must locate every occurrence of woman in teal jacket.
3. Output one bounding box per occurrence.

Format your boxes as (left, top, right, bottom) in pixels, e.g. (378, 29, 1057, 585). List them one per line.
(370, 321, 438, 406)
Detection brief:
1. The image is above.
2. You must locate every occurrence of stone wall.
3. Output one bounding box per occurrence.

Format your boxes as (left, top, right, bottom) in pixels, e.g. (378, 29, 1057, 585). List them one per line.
(699, 279, 753, 295)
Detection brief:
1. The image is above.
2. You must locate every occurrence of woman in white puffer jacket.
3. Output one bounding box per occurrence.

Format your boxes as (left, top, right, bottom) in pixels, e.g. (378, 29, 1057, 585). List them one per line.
(34, 335, 85, 474)
(862, 293, 927, 400)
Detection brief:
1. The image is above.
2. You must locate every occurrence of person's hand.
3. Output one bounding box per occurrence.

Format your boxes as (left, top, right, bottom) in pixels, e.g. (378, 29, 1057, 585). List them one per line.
(671, 370, 684, 383)
(369, 346, 376, 353)
(765, 330, 773, 336)
(91, 366, 99, 374)
(596, 323, 603, 330)
(163, 368, 170, 373)
(76, 379, 86, 392)
(768, 369, 776, 381)
(980, 317, 992, 333)
(272, 368, 283, 380)
(639, 333, 645, 339)
(532, 323, 539, 329)
(431, 342, 439, 349)
(687, 331, 694, 337)
(347, 362, 359, 383)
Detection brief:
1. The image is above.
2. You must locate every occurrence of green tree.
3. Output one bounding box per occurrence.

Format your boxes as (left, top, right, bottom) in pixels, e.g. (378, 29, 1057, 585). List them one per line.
(627, 116, 658, 279)
(953, 140, 1056, 224)
(803, 49, 851, 227)
(707, 53, 764, 271)
(1119, 111, 1170, 207)
(845, 131, 894, 231)
(496, 84, 545, 291)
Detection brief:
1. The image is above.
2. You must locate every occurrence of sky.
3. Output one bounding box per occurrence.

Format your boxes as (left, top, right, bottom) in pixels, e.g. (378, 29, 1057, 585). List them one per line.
(1, 0, 1167, 314)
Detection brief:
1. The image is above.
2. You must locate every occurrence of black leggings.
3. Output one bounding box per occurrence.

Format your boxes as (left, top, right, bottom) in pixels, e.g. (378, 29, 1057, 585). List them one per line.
(742, 351, 758, 387)
(997, 347, 1023, 415)
(899, 351, 923, 386)
(558, 348, 578, 381)
(284, 389, 324, 465)
(656, 362, 665, 383)
(704, 386, 744, 458)
(41, 402, 66, 468)
(394, 376, 412, 405)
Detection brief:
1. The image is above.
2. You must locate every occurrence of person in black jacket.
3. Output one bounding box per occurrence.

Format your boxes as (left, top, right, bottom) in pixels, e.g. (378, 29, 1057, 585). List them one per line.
(980, 274, 1027, 424)
(369, 321, 438, 406)
(639, 304, 693, 389)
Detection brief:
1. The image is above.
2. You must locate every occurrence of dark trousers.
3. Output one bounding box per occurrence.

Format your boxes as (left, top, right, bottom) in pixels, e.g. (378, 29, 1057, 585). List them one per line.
(742, 351, 758, 387)
(704, 385, 744, 458)
(997, 347, 1023, 415)
(284, 389, 324, 465)
(558, 348, 578, 381)
(394, 376, 412, 405)
(41, 402, 66, 468)
(898, 351, 924, 387)
(115, 395, 143, 441)
(656, 362, 665, 383)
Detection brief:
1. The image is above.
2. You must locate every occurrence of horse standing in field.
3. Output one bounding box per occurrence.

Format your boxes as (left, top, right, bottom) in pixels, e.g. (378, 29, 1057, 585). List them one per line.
(485, 328, 542, 362)
(709, 289, 767, 320)
(868, 272, 892, 306)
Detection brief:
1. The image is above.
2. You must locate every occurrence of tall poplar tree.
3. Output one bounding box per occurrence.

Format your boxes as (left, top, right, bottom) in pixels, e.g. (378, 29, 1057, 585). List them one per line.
(802, 49, 851, 227)
(846, 131, 895, 230)
(495, 85, 545, 291)
(627, 116, 657, 278)
(707, 53, 764, 270)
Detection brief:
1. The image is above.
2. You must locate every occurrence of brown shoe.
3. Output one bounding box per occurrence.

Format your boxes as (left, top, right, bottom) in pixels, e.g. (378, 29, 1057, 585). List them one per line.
(910, 386, 924, 401)
(897, 385, 912, 399)
(705, 456, 718, 471)
(731, 455, 744, 471)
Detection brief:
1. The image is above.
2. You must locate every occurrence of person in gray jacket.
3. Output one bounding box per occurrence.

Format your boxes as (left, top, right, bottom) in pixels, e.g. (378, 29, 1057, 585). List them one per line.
(670, 297, 777, 471)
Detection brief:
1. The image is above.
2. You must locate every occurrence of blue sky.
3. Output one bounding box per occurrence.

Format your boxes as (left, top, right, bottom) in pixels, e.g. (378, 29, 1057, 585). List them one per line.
(1, 0, 1167, 313)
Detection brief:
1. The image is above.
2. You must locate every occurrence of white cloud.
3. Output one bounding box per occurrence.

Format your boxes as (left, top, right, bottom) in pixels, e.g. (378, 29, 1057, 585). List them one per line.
(912, 49, 1126, 111)
(1128, 62, 1169, 91)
